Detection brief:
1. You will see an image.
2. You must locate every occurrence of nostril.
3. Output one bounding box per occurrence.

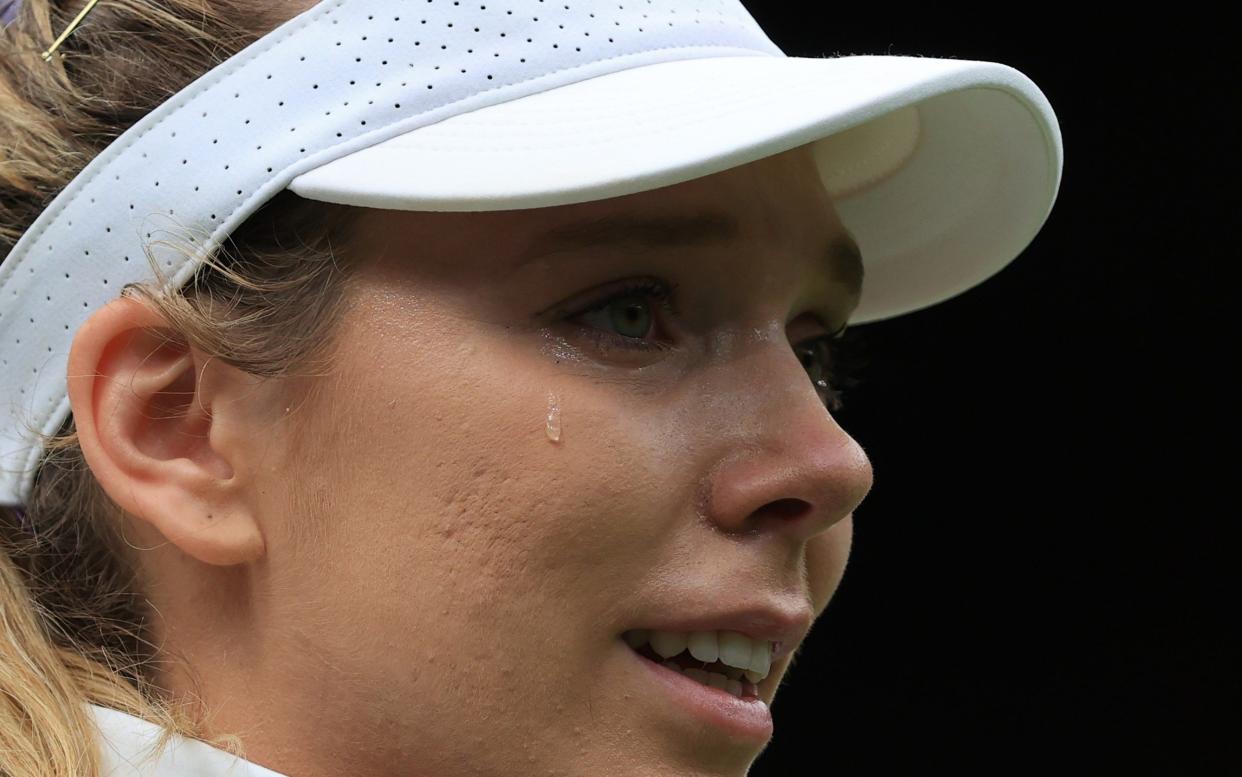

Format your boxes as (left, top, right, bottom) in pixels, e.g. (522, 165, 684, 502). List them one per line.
(762, 498, 811, 521)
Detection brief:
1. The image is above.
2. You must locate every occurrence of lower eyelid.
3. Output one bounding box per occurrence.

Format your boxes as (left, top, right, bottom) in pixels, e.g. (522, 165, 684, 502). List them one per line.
(572, 321, 676, 354)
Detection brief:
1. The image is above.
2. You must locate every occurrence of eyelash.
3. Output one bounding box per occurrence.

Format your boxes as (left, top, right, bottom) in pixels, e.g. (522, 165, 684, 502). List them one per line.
(565, 277, 863, 413)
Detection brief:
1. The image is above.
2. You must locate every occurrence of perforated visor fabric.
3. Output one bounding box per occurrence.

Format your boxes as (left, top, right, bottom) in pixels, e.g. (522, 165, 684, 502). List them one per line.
(0, 0, 1063, 505)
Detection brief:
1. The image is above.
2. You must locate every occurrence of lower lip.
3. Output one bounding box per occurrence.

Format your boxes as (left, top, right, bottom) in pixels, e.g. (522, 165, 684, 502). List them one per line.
(621, 638, 774, 744)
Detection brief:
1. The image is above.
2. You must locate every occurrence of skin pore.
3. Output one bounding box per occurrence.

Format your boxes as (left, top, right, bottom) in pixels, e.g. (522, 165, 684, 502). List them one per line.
(65, 143, 874, 776)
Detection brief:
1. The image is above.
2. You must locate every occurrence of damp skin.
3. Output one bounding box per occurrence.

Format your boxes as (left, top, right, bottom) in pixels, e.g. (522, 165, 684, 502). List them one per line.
(545, 391, 562, 442)
(105, 144, 874, 777)
(536, 326, 592, 365)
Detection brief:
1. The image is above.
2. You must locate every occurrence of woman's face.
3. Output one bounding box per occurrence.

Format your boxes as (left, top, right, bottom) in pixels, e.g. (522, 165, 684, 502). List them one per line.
(159, 144, 872, 776)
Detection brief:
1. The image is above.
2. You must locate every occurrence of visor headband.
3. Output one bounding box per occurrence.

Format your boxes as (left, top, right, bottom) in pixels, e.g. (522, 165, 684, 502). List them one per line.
(0, 0, 783, 505)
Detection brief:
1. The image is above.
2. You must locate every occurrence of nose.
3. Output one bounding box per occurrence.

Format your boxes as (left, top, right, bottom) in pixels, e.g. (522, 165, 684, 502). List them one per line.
(694, 331, 875, 543)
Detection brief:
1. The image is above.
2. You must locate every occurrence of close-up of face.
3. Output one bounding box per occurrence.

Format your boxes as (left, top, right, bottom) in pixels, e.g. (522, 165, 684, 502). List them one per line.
(67, 142, 874, 777)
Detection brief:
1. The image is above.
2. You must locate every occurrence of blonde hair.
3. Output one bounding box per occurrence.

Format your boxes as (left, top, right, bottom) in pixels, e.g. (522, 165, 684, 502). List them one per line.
(1, 2, 363, 774)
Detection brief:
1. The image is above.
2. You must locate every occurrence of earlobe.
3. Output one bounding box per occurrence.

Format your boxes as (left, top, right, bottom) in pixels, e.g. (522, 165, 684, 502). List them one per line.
(66, 295, 267, 567)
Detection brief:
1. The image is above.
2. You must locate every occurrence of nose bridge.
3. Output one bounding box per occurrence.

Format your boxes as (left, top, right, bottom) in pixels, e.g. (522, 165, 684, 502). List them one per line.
(702, 320, 812, 422)
(692, 323, 873, 541)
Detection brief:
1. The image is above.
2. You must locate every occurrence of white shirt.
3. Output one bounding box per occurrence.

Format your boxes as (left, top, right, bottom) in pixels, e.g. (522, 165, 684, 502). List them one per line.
(91, 703, 289, 776)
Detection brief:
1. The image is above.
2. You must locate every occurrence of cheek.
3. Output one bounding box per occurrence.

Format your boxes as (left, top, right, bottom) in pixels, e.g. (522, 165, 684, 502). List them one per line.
(805, 515, 854, 615)
(310, 316, 669, 620)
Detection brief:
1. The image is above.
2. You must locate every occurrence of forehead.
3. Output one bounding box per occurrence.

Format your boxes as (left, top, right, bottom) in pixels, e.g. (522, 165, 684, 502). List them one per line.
(345, 144, 848, 265)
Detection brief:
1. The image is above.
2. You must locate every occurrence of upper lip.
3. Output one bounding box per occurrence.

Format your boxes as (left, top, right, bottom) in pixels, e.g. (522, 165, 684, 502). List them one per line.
(623, 602, 814, 661)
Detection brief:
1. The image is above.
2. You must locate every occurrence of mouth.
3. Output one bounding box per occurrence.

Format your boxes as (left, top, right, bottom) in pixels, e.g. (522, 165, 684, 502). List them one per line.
(614, 602, 811, 729)
(618, 625, 765, 700)
(619, 628, 778, 742)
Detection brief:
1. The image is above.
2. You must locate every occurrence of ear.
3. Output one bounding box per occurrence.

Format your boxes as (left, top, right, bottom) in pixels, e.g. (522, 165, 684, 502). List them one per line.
(66, 294, 277, 566)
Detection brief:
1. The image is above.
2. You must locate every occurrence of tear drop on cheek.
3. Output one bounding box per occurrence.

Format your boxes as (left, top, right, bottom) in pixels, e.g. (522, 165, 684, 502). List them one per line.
(545, 391, 562, 443)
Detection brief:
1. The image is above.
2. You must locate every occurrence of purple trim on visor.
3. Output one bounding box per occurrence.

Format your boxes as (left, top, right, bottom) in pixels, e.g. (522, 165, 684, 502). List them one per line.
(0, 0, 20, 26)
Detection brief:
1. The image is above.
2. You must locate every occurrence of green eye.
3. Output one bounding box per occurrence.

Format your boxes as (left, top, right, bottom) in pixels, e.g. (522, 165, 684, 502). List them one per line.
(606, 292, 654, 339)
(567, 278, 677, 354)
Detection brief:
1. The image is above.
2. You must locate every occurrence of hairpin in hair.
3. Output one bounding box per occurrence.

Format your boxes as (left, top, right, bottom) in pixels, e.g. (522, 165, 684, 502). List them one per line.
(41, 0, 99, 61)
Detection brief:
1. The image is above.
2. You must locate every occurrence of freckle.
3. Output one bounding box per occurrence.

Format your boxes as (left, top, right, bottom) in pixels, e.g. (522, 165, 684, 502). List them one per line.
(545, 392, 561, 443)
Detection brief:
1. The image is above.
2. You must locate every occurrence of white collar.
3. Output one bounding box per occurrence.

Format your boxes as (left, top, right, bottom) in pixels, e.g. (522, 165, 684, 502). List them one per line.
(90, 703, 288, 776)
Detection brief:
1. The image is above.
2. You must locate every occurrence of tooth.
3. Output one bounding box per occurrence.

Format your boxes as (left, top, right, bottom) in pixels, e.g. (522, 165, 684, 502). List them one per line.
(686, 631, 719, 663)
(743, 669, 765, 684)
(662, 660, 682, 673)
(679, 666, 743, 697)
(650, 630, 689, 659)
(748, 639, 772, 679)
(624, 629, 650, 649)
(683, 668, 710, 684)
(717, 630, 754, 671)
(723, 665, 745, 681)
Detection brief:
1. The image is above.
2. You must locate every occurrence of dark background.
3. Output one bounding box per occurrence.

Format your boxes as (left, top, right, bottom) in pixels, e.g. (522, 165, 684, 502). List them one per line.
(738, 7, 1231, 776)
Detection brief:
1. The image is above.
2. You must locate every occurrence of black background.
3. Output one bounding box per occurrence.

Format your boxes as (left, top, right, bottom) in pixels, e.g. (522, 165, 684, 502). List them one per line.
(737, 7, 1231, 776)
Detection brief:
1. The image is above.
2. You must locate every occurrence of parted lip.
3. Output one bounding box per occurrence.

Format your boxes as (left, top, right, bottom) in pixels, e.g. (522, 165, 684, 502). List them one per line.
(621, 602, 814, 661)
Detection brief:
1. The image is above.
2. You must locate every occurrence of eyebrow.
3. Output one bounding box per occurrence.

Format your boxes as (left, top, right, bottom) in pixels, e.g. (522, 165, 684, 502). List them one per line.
(515, 210, 864, 303)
